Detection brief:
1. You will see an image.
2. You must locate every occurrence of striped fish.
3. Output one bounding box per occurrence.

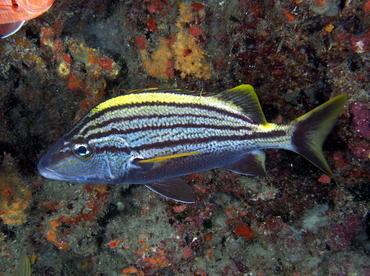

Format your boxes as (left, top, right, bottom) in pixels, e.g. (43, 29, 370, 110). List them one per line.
(38, 85, 347, 203)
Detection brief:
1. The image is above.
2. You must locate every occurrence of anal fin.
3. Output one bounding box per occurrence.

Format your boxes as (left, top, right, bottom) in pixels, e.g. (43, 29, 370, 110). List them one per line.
(224, 150, 266, 177)
(146, 177, 195, 203)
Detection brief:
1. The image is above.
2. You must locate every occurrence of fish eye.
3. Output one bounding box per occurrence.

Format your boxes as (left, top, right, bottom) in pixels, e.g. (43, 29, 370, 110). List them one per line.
(72, 143, 93, 158)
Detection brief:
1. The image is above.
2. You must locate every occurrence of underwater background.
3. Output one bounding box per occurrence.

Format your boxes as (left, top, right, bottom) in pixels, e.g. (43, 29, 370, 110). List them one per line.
(0, 0, 369, 275)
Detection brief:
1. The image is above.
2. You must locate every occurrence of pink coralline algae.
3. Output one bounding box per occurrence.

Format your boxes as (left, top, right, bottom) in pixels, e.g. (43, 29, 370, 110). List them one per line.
(328, 214, 362, 251)
(183, 247, 192, 258)
(349, 139, 370, 159)
(321, 251, 370, 276)
(350, 102, 370, 138)
(349, 102, 370, 159)
(350, 34, 370, 53)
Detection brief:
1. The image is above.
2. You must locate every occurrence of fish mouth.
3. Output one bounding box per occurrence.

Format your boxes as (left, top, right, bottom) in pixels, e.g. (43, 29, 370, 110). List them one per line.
(37, 143, 69, 181)
(37, 162, 68, 181)
(37, 154, 89, 182)
(37, 138, 71, 181)
(37, 156, 67, 181)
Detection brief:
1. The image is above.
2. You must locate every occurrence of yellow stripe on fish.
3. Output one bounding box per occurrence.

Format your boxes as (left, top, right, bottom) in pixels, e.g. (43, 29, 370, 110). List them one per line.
(38, 85, 347, 203)
(138, 151, 202, 163)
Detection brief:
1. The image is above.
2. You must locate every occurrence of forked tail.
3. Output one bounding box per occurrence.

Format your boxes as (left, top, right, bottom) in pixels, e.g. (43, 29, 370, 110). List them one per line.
(291, 95, 347, 177)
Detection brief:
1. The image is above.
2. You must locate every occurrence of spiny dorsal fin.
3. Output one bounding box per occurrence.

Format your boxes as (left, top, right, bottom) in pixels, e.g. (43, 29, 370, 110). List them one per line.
(126, 87, 214, 96)
(215, 85, 267, 125)
(127, 87, 189, 94)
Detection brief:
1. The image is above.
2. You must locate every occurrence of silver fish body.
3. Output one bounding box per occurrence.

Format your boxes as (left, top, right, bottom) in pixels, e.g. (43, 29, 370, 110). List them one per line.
(38, 85, 347, 203)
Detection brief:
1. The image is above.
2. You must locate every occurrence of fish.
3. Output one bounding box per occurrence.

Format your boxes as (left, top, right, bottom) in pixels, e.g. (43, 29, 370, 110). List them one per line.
(0, 0, 55, 38)
(37, 85, 347, 203)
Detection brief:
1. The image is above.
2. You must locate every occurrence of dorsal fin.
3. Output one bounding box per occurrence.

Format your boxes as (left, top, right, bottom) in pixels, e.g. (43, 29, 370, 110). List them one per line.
(126, 87, 216, 97)
(127, 87, 189, 94)
(215, 85, 267, 125)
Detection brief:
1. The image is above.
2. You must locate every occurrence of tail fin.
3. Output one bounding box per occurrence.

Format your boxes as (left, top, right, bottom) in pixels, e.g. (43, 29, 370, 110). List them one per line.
(291, 95, 347, 177)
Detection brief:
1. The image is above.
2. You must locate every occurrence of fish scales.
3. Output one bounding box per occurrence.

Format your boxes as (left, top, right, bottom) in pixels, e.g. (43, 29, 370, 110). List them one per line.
(77, 102, 255, 137)
(38, 85, 347, 203)
(67, 93, 290, 160)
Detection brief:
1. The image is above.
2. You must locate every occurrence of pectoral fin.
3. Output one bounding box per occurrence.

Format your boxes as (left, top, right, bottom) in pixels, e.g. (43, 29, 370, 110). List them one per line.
(138, 151, 201, 163)
(146, 177, 195, 203)
(224, 150, 267, 177)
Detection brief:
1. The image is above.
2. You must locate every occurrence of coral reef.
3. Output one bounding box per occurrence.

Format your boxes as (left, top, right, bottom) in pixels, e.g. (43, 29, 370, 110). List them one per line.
(137, 3, 211, 80)
(0, 155, 31, 226)
(0, 0, 369, 275)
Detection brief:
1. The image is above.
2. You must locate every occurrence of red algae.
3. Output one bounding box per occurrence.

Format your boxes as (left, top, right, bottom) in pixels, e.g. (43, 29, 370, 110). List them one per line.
(318, 174, 331, 184)
(135, 36, 147, 50)
(173, 204, 187, 213)
(146, 17, 157, 32)
(147, 0, 165, 14)
(183, 247, 192, 258)
(188, 26, 203, 37)
(235, 222, 255, 241)
(191, 3, 204, 13)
